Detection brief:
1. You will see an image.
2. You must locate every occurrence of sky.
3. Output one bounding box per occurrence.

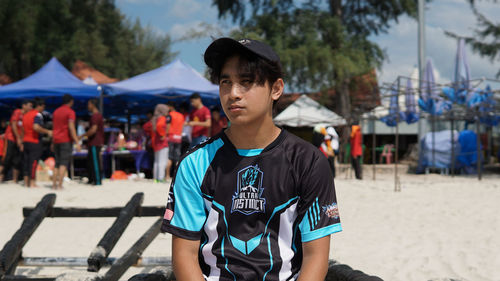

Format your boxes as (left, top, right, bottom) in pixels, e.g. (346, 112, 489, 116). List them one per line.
(115, 0, 500, 88)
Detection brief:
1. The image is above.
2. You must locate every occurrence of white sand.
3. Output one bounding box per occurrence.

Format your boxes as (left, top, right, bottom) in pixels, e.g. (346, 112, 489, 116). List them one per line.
(1, 169, 499, 280)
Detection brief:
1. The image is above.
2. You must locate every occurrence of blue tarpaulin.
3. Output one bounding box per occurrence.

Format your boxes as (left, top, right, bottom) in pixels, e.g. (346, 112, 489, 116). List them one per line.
(417, 130, 460, 172)
(102, 59, 220, 116)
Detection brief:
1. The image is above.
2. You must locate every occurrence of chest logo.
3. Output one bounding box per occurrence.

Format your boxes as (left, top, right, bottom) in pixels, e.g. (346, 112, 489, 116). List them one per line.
(232, 165, 266, 215)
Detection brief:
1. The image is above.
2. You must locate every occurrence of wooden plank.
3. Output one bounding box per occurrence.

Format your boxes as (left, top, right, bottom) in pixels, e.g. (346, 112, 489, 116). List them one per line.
(19, 257, 171, 267)
(102, 218, 162, 281)
(22, 206, 165, 218)
(0, 194, 56, 278)
(2, 277, 55, 281)
(87, 193, 144, 273)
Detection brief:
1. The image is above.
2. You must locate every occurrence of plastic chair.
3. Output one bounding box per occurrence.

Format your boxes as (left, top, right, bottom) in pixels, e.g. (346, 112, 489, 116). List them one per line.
(379, 144, 394, 164)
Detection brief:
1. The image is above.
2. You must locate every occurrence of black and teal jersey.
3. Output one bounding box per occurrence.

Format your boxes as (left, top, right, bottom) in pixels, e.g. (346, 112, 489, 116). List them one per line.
(162, 130, 341, 281)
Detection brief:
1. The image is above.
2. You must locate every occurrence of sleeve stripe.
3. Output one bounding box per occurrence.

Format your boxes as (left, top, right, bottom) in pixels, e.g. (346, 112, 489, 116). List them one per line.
(301, 223, 342, 242)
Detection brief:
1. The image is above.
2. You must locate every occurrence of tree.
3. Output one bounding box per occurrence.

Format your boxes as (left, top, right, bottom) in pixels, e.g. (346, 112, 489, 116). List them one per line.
(0, 0, 175, 81)
(447, 1, 500, 77)
(212, 0, 419, 123)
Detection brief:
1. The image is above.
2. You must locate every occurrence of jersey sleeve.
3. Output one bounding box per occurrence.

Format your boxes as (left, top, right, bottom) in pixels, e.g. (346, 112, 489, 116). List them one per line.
(69, 110, 76, 122)
(297, 152, 341, 242)
(34, 114, 43, 125)
(161, 155, 207, 240)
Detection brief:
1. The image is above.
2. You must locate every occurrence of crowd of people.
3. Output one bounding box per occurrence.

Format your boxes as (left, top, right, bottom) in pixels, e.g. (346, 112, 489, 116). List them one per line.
(0, 92, 229, 188)
(0, 94, 104, 189)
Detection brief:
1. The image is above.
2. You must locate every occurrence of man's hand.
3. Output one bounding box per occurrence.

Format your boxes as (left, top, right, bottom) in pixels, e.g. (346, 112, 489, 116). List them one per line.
(47, 130, 53, 137)
(75, 143, 81, 152)
(16, 139, 22, 148)
(50, 143, 54, 152)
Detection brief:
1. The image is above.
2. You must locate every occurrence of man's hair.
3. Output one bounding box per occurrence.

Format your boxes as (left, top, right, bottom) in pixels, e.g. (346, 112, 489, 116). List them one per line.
(34, 98, 45, 107)
(211, 106, 221, 113)
(88, 98, 99, 109)
(190, 93, 201, 100)
(21, 99, 32, 106)
(166, 101, 177, 109)
(62, 94, 74, 104)
(207, 48, 283, 88)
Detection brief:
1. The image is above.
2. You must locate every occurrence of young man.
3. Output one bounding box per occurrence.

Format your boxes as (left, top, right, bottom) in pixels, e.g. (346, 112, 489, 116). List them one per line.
(22, 98, 52, 188)
(52, 94, 80, 189)
(1, 100, 32, 183)
(187, 93, 211, 147)
(165, 102, 184, 180)
(162, 38, 341, 281)
(79, 99, 104, 186)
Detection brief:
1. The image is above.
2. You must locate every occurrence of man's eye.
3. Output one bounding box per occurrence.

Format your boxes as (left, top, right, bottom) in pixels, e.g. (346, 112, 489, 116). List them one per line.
(241, 79, 253, 85)
(220, 80, 230, 85)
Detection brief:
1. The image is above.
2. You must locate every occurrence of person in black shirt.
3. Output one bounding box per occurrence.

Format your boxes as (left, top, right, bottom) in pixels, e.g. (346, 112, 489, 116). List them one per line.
(162, 38, 341, 281)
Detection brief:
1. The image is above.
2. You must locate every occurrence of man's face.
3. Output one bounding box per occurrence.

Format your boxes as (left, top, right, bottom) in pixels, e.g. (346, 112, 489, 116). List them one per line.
(190, 98, 201, 108)
(218, 55, 281, 126)
(22, 102, 33, 113)
(87, 101, 93, 111)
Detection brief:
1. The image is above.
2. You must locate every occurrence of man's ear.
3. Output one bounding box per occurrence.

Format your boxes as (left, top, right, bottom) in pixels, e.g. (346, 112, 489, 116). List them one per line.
(271, 78, 284, 101)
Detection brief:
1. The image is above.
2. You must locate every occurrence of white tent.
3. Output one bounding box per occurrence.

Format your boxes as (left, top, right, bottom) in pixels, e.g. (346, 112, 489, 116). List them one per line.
(274, 95, 346, 127)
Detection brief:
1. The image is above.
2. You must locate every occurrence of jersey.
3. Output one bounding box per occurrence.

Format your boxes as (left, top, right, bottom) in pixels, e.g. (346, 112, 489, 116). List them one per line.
(162, 130, 341, 281)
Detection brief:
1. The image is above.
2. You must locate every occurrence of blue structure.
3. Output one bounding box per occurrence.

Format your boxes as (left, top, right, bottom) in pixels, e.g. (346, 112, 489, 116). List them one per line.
(102, 59, 219, 115)
(0, 57, 99, 112)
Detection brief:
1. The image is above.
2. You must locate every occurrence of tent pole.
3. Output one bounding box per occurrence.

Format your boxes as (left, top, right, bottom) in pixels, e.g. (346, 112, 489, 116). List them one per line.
(450, 110, 455, 177)
(417, 0, 426, 160)
(98, 86, 104, 116)
(372, 115, 376, 181)
(476, 117, 482, 180)
(395, 77, 401, 192)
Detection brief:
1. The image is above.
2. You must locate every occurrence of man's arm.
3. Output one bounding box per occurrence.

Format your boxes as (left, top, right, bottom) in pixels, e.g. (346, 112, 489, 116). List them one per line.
(33, 124, 52, 137)
(188, 119, 211, 128)
(172, 236, 205, 281)
(11, 123, 22, 146)
(80, 124, 98, 139)
(297, 235, 330, 281)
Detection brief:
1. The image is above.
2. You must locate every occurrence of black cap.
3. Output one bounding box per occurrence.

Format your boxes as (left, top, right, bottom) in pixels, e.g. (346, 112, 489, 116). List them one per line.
(204, 38, 280, 68)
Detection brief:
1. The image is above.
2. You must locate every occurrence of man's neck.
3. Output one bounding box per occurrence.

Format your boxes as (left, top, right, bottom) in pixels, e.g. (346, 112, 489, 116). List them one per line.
(225, 118, 281, 150)
(91, 108, 99, 114)
(196, 104, 204, 110)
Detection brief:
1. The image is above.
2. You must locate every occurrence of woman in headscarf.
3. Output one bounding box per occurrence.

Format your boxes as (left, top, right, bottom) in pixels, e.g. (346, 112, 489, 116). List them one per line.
(152, 104, 170, 182)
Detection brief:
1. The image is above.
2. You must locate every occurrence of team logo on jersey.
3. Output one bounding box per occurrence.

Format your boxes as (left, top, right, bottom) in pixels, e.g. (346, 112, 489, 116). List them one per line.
(322, 203, 339, 219)
(232, 165, 266, 215)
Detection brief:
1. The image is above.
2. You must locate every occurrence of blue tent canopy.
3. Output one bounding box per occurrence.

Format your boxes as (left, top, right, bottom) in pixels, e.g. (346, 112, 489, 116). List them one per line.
(0, 57, 99, 100)
(101, 59, 220, 117)
(103, 59, 219, 100)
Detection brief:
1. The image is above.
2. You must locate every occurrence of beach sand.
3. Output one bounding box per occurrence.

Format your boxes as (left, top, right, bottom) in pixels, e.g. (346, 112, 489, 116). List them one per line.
(1, 169, 499, 280)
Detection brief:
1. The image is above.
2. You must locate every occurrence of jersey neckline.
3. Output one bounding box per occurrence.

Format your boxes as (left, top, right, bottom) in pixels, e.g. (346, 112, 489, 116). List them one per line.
(220, 128, 287, 157)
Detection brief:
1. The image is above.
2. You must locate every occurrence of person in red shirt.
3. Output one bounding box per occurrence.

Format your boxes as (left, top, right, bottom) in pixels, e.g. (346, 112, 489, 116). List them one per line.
(51, 94, 80, 190)
(1, 100, 33, 183)
(79, 99, 104, 186)
(187, 93, 211, 147)
(152, 104, 169, 182)
(165, 102, 185, 180)
(350, 124, 363, 180)
(210, 106, 228, 137)
(22, 98, 52, 188)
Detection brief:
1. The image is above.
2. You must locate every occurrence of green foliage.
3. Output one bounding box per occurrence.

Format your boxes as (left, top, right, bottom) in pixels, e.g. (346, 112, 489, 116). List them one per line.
(446, 1, 500, 77)
(218, 0, 412, 118)
(0, 0, 175, 81)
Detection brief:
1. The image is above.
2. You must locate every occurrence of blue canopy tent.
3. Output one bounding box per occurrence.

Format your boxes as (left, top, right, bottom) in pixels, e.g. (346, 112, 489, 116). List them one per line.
(0, 57, 99, 114)
(102, 59, 220, 116)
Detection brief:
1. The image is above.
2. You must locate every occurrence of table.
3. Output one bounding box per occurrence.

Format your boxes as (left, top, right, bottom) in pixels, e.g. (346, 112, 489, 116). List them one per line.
(71, 149, 151, 179)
